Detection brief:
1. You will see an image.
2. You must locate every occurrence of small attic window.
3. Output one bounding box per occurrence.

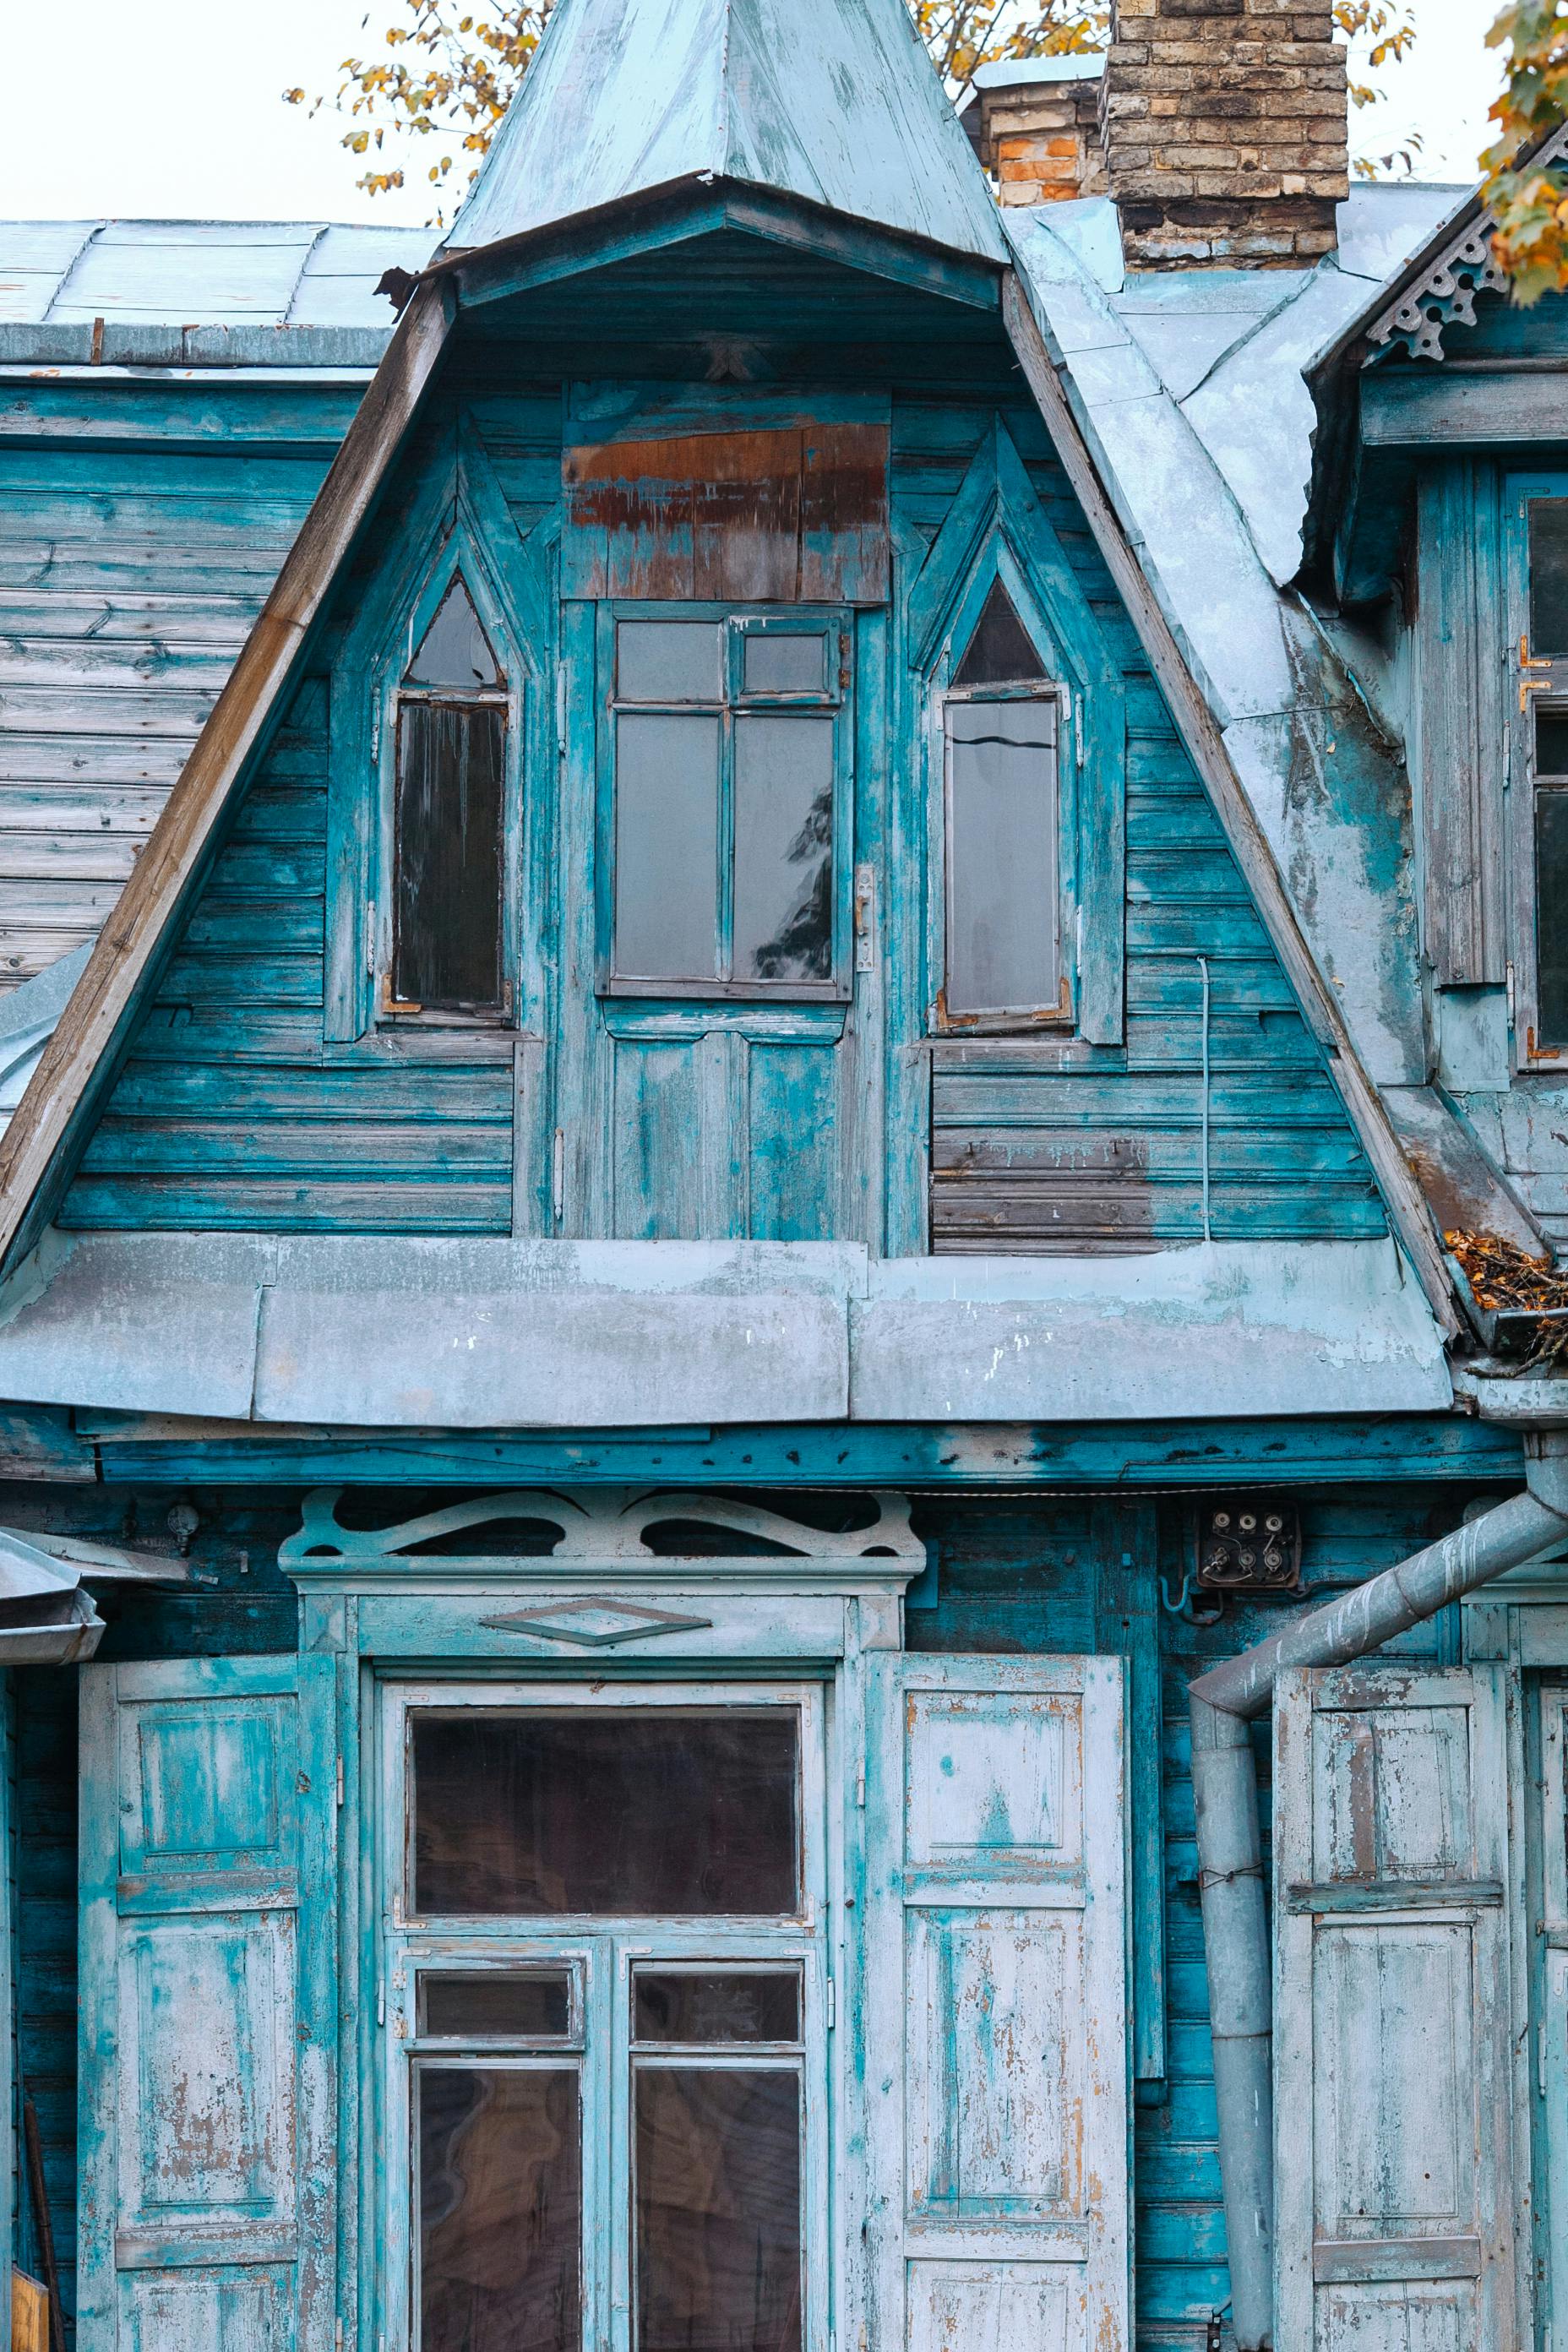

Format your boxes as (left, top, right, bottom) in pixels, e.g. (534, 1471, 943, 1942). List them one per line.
(952, 579, 1048, 689)
(391, 577, 509, 1018)
(941, 581, 1064, 1027)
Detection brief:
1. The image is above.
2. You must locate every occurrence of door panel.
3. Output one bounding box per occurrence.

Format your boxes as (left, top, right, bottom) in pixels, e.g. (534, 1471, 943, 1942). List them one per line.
(79, 1657, 338, 2352)
(863, 1655, 1128, 2352)
(1273, 1664, 1515, 2352)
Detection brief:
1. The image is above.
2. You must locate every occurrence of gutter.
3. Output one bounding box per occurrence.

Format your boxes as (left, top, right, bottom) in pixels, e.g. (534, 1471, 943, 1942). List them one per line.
(1190, 1425, 1568, 2350)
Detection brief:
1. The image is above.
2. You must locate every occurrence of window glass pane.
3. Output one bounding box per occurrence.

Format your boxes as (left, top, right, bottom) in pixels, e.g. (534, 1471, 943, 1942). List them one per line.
(613, 713, 721, 979)
(1532, 503, 1568, 658)
(420, 2066, 580, 2352)
(635, 1973, 801, 2045)
(618, 621, 723, 702)
(1538, 787, 1568, 1047)
(635, 2068, 802, 2352)
(952, 578, 1047, 687)
(946, 698, 1059, 1017)
(422, 1974, 572, 2042)
(1538, 706, 1568, 776)
(394, 701, 505, 1010)
(411, 1710, 800, 1916)
(406, 576, 502, 689)
(743, 633, 827, 695)
(733, 716, 834, 983)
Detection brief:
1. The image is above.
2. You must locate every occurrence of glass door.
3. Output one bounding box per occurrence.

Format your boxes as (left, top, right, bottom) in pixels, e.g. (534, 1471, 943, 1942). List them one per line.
(378, 1682, 830, 2352)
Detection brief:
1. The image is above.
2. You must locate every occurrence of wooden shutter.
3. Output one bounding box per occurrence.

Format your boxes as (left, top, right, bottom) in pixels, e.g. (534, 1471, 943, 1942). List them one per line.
(78, 1657, 339, 2352)
(862, 1655, 1129, 2352)
(1273, 1664, 1516, 2350)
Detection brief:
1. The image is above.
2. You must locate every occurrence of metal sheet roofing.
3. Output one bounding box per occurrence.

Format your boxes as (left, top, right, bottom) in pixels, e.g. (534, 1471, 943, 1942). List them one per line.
(438, 0, 1008, 263)
(0, 220, 437, 337)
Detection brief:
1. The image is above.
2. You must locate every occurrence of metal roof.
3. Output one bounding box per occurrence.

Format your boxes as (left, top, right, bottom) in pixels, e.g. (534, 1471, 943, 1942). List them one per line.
(0, 220, 438, 368)
(437, 0, 1009, 264)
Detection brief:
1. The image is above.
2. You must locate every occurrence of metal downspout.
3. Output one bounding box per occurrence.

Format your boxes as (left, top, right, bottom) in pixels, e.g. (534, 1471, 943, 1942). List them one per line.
(1188, 1429, 1568, 2351)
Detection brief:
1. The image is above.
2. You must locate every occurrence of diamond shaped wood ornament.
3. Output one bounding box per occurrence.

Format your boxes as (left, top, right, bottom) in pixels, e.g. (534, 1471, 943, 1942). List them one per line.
(479, 1598, 714, 1647)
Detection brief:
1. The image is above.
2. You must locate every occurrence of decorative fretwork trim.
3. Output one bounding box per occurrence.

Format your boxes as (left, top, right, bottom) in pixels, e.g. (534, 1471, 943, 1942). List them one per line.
(1367, 122, 1568, 363)
(280, 1485, 924, 1567)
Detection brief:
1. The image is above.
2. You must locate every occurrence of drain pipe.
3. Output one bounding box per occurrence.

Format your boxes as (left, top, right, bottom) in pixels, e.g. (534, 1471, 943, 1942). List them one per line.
(1189, 1429, 1568, 2352)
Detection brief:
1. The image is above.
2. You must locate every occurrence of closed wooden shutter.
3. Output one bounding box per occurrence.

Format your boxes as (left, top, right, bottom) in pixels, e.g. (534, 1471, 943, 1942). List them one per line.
(862, 1654, 1129, 2352)
(1273, 1663, 1516, 2350)
(77, 1657, 339, 2352)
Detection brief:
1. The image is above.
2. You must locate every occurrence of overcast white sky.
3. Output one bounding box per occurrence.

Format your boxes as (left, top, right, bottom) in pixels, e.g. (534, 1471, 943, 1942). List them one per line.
(0, 0, 1506, 226)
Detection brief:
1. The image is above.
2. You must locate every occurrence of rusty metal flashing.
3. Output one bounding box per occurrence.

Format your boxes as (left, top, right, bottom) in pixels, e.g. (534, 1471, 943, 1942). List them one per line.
(0, 278, 453, 1283)
(1002, 270, 1462, 1342)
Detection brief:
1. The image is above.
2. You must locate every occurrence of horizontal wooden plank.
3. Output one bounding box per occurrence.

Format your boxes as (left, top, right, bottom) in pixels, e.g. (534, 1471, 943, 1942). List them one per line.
(0, 591, 254, 646)
(932, 1130, 1371, 1179)
(79, 1119, 512, 1178)
(58, 1174, 514, 1232)
(932, 1072, 1355, 1128)
(157, 951, 324, 1006)
(0, 832, 141, 883)
(0, 684, 217, 738)
(0, 786, 168, 834)
(0, 637, 239, 691)
(106, 1062, 514, 1121)
(0, 732, 193, 786)
(182, 897, 323, 953)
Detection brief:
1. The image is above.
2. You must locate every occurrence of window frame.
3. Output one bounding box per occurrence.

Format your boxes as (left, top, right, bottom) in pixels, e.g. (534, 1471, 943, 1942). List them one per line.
(376, 1675, 831, 2352)
(930, 556, 1077, 1037)
(594, 601, 855, 1005)
(1507, 473, 1568, 1068)
(373, 551, 526, 1032)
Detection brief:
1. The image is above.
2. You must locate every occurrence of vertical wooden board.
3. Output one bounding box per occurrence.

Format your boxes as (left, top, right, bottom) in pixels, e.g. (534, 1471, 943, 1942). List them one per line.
(747, 1042, 838, 1239)
(1093, 1504, 1165, 2086)
(1274, 1665, 1516, 2352)
(863, 1655, 1128, 2352)
(1415, 461, 1506, 988)
(610, 1038, 705, 1239)
(77, 1656, 339, 2352)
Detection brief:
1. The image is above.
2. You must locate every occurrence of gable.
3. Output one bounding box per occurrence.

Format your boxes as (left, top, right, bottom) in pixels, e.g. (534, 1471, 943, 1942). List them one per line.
(38, 281, 1387, 1257)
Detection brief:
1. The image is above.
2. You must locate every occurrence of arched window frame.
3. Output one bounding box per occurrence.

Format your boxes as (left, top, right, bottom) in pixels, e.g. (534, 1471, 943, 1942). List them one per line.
(907, 421, 1126, 1045)
(324, 427, 547, 1044)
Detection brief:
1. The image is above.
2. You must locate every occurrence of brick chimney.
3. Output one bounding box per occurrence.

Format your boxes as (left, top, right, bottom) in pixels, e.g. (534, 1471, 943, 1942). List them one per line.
(1099, 0, 1348, 266)
(961, 57, 1108, 207)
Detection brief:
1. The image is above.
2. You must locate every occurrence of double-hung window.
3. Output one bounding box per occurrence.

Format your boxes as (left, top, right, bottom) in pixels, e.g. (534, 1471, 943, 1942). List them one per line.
(604, 610, 849, 999)
(939, 578, 1064, 1029)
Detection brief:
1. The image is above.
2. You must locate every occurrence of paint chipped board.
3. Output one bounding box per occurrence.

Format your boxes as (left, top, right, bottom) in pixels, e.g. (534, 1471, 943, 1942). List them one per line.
(563, 423, 890, 602)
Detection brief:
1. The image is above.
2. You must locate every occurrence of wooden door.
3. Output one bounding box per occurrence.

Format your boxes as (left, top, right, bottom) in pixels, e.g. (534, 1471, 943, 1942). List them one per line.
(860, 1655, 1129, 2352)
(1273, 1663, 1516, 2351)
(77, 1657, 339, 2352)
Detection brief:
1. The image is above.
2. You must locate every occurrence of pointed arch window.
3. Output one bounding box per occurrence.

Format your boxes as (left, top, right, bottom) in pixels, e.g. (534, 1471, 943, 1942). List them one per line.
(391, 576, 509, 1016)
(942, 580, 1063, 1025)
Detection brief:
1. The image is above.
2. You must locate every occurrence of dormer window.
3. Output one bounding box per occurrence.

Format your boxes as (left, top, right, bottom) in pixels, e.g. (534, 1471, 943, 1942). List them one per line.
(390, 576, 509, 1017)
(940, 580, 1063, 1027)
(603, 608, 849, 1000)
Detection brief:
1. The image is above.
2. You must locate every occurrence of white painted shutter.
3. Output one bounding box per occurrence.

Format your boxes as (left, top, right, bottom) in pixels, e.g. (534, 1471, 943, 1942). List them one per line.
(77, 1657, 339, 2352)
(1273, 1664, 1516, 2351)
(862, 1654, 1129, 2352)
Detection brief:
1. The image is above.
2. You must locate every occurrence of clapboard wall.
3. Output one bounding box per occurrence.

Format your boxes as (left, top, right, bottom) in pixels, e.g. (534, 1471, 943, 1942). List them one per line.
(0, 383, 366, 988)
(51, 313, 1384, 1248)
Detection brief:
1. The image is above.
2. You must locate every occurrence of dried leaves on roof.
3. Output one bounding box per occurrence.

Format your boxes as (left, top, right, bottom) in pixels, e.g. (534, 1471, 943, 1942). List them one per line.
(1446, 1228, 1568, 1312)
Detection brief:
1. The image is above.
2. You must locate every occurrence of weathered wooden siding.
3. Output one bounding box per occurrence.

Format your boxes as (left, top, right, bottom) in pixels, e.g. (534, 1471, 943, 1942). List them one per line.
(54, 362, 1381, 1247)
(0, 436, 335, 986)
(3, 1478, 1487, 2352)
(892, 395, 1386, 1251)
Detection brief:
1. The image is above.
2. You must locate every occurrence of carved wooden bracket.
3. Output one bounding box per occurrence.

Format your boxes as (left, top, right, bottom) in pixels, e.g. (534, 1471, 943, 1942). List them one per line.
(280, 1485, 924, 1568)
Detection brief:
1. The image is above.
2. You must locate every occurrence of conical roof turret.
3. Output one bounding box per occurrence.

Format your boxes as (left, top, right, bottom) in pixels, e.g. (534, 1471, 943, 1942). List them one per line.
(440, 0, 1007, 261)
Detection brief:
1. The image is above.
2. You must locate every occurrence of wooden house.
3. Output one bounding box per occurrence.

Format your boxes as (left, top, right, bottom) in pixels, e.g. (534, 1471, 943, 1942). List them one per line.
(0, 3, 1564, 2349)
